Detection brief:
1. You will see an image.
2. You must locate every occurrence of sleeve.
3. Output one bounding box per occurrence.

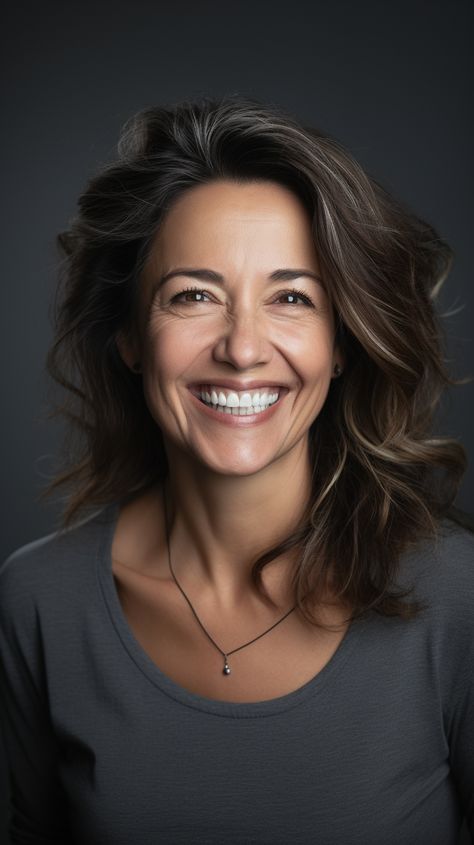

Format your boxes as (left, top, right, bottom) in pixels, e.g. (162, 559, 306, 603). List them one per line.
(446, 638, 474, 839)
(0, 553, 72, 843)
(441, 527, 474, 840)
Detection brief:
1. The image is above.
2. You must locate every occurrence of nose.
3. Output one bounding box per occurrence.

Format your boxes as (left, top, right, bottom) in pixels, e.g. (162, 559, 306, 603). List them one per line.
(212, 308, 273, 370)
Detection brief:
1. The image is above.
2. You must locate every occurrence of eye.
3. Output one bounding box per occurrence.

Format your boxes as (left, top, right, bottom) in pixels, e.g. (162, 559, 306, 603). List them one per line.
(277, 288, 315, 307)
(170, 286, 315, 307)
(170, 286, 210, 303)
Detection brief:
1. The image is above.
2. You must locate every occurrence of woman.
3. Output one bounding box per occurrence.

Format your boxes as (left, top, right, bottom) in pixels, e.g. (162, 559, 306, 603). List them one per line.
(0, 94, 472, 844)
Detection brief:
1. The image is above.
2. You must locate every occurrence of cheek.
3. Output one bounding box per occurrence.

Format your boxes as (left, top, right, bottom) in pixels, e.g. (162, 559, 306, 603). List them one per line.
(143, 323, 196, 379)
(288, 327, 334, 377)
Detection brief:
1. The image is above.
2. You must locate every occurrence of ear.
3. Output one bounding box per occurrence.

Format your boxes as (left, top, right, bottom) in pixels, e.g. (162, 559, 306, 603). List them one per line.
(115, 329, 141, 373)
(332, 316, 346, 376)
(332, 341, 346, 378)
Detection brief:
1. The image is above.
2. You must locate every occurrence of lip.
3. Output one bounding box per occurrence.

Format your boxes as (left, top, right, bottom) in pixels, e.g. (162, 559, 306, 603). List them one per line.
(187, 387, 287, 425)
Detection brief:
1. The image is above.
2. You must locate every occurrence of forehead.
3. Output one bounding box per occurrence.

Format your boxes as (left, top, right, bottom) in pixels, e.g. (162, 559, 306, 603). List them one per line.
(145, 179, 318, 267)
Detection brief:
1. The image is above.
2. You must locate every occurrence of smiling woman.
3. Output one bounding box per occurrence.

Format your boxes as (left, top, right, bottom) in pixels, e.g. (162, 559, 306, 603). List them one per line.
(114, 177, 340, 489)
(0, 94, 472, 844)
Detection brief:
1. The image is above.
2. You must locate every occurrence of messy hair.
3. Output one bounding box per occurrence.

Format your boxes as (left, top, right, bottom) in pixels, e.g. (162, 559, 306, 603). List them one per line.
(41, 93, 469, 630)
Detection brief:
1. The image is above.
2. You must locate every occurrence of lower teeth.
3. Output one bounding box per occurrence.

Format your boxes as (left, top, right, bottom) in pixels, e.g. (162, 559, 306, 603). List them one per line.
(201, 400, 275, 415)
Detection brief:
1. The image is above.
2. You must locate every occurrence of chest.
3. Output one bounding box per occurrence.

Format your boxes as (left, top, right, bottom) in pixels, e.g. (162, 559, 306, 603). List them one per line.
(111, 561, 351, 703)
(55, 577, 459, 845)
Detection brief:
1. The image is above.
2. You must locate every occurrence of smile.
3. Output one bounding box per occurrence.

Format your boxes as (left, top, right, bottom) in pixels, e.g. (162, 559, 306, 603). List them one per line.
(187, 387, 287, 425)
(198, 386, 280, 412)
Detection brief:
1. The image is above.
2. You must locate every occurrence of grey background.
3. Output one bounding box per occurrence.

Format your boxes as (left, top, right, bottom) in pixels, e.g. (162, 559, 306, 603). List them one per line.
(1, 1, 472, 841)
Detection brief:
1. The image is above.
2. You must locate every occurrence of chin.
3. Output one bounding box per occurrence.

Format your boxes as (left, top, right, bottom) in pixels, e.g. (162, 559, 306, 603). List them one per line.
(194, 452, 275, 478)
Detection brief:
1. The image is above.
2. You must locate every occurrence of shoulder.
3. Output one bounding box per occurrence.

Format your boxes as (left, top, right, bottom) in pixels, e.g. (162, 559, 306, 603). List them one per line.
(402, 516, 474, 599)
(394, 516, 474, 650)
(397, 516, 474, 601)
(0, 504, 118, 631)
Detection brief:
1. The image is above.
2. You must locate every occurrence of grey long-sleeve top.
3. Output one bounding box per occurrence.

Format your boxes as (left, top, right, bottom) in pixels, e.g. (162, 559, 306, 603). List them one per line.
(0, 501, 473, 844)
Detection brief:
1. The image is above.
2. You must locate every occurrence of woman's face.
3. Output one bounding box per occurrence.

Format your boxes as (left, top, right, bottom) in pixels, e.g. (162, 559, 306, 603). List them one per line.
(120, 179, 343, 476)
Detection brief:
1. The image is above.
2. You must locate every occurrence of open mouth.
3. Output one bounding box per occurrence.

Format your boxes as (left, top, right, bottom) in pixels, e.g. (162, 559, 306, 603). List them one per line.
(198, 394, 281, 415)
(190, 386, 288, 421)
(190, 386, 287, 413)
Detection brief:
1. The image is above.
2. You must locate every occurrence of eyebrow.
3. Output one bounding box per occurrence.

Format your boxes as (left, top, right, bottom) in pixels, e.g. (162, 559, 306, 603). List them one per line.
(153, 267, 324, 293)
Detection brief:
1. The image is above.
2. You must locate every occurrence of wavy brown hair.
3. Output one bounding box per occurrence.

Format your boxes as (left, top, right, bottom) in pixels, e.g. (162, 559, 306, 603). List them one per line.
(40, 93, 470, 631)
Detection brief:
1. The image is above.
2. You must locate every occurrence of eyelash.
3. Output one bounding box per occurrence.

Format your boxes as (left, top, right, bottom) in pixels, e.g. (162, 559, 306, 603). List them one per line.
(170, 286, 316, 307)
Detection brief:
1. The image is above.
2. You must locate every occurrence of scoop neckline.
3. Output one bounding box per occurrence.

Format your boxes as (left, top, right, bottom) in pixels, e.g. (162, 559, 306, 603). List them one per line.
(96, 499, 369, 718)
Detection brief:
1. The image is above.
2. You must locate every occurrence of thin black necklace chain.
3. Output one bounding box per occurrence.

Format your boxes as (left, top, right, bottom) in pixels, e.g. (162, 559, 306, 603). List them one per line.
(162, 484, 298, 676)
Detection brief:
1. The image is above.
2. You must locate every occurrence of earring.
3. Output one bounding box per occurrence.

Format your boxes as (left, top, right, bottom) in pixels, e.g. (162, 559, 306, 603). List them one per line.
(132, 362, 141, 373)
(333, 363, 342, 377)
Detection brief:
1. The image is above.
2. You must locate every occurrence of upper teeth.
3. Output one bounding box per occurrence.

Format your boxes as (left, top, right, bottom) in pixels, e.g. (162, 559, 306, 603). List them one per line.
(198, 387, 280, 407)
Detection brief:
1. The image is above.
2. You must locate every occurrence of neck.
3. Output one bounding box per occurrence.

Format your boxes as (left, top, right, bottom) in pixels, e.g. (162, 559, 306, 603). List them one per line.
(160, 438, 312, 609)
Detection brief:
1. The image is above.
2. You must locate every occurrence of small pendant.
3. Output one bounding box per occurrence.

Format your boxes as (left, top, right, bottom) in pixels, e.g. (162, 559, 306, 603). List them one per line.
(223, 656, 231, 675)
